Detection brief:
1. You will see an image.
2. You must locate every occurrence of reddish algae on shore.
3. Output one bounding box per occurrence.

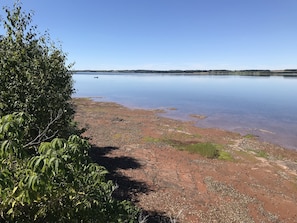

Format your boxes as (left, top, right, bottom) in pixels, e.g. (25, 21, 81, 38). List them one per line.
(74, 98, 297, 223)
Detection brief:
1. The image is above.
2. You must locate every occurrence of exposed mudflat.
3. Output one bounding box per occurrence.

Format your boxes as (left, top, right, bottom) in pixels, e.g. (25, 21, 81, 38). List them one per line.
(74, 98, 297, 223)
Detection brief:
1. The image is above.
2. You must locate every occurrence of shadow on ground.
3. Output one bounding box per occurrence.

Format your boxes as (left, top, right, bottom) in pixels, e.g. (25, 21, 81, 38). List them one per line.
(89, 146, 180, 223)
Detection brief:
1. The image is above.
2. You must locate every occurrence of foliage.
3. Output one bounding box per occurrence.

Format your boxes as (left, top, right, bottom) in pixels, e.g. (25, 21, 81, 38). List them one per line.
(152, 135, 222, 159)
(0, 2, 76, 146)
(244, 134, 257, 139)
(218, 150, 233, 161)
(0, 113, 139, 222)
(0, 3, 139, 222)
(183, 142, 220, 158)
(254, 150, 268, 159)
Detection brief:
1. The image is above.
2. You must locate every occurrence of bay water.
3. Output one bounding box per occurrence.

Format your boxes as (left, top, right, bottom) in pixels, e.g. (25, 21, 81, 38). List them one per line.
(73, 72, 297, 150)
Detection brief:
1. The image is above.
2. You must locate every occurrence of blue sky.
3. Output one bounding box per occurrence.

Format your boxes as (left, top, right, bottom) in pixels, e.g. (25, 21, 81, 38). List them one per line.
(1, 0, 297, 70)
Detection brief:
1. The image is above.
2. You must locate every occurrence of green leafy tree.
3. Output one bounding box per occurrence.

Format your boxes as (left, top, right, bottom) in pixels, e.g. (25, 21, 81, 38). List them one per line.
(0, 113, 139, 222)
(0, 2, 140, 222)
(0, 2, 76, 147)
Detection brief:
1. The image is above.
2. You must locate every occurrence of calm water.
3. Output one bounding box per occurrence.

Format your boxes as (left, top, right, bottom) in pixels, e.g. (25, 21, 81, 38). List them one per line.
(73, 72, 297, 150)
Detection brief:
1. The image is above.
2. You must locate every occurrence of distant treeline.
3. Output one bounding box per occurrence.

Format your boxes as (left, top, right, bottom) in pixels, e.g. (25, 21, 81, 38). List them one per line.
(73, 69, 297, 77)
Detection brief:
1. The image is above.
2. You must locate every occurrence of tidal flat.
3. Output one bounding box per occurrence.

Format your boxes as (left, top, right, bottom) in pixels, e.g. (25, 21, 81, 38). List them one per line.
(74, 98, 297, 223)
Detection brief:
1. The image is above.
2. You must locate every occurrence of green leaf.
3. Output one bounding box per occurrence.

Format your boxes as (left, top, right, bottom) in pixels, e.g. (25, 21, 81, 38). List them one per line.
(11, 186, 18, 195)
(33, 157, 43, 171)
(51, 138, 64, 150)
(41, 159, 48, 173)
(1, 140, 10, 155)
(54, 159, 59, 174)
(27, 175, 38, 191)
(38, 142, 51, 154)
(7, 207, 14, 216)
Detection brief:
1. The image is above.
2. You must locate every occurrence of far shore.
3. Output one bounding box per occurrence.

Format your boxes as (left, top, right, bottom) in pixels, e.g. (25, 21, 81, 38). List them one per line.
(72, 69, 297, 77)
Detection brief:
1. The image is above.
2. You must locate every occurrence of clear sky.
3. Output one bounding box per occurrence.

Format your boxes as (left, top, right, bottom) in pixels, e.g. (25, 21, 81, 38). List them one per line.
(1, 0, 297, 70)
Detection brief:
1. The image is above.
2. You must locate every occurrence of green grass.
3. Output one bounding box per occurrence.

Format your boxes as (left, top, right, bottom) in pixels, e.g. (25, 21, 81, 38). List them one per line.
(255, 150, 268, 158)
(218, 150, 233, 161)
(244, 134, 258, 139)
(143, 136, 161, 143)
(183, 142, 219, 158)
(182, 142, 233, 160)
(246, 148, 269, 159)
(143, 136, 233, 160)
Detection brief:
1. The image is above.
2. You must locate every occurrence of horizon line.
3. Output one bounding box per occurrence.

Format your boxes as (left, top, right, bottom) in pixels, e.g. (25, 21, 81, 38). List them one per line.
(72, 69, 297, 72)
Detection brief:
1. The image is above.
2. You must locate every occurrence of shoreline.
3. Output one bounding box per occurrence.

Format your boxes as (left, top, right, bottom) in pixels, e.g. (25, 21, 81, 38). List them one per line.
(159, 111, 297, 151)
(75, 96, 297, 151)
(72, 70, 297, 77)
(74, 98, 297, 222)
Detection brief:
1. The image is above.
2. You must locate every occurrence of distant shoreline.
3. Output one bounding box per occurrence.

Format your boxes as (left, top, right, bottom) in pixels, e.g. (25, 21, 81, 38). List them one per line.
(72, 69, 297, 77)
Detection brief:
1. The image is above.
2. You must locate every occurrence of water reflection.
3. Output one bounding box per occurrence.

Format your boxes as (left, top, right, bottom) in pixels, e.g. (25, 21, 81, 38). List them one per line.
(73, 73, 297, 149)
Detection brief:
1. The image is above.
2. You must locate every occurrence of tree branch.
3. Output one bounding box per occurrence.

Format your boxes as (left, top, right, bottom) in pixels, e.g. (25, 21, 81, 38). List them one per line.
(24, 109, 63, 148)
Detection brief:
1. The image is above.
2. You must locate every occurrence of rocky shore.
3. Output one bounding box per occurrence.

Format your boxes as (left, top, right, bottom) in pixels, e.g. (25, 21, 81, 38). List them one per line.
(74, 98, 297, 223)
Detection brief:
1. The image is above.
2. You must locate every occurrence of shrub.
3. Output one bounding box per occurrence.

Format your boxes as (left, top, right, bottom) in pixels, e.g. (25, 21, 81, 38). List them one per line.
(0, 113, 139, 222)
(0, 2, 76, 147)
(0, 3, 139, 221)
